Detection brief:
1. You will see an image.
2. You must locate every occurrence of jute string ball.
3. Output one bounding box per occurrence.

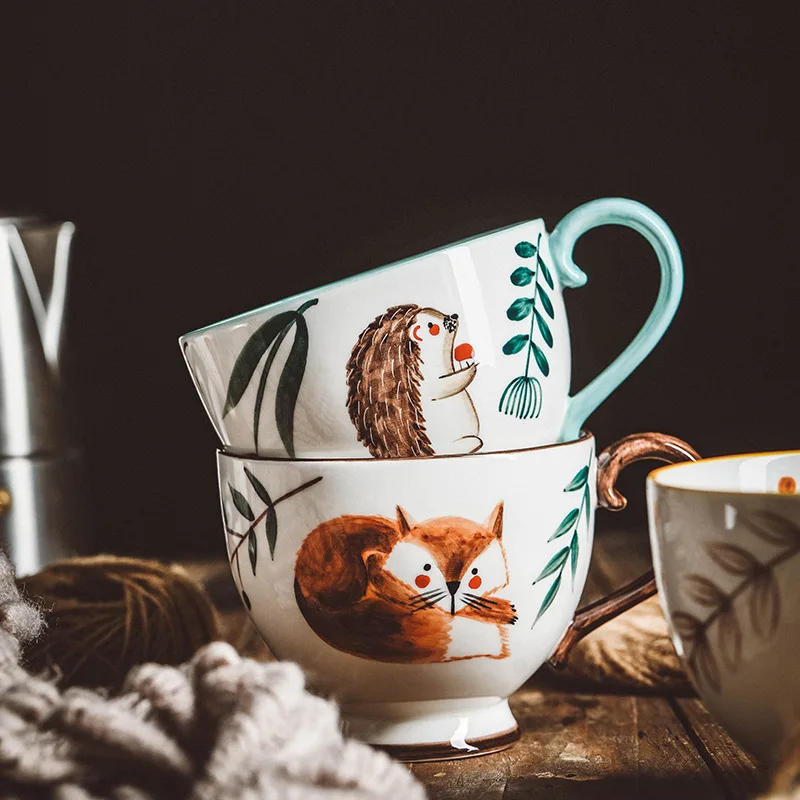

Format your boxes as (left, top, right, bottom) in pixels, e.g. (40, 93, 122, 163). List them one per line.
(17, 556, 222, 689)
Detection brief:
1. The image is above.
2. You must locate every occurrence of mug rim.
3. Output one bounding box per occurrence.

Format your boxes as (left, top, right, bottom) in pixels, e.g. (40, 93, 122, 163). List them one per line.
(217, 429, 594, 465)
(648, 448, 800, 496)
(180, 216, 546, 341)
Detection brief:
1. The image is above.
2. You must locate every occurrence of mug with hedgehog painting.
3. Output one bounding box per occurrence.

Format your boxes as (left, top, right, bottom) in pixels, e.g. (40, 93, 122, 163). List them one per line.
(181, 198, 683, 459)
(218, 431, 699, 760)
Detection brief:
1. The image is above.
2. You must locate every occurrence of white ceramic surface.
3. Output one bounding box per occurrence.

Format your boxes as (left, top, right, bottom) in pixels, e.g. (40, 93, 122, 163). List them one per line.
(217, 432, 670, 754)
(647, 452, 800, 762)
(184, 198, 682, 458)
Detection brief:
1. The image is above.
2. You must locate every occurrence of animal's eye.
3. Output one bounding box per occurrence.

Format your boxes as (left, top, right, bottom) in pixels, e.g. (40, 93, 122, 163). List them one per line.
(471, 567, 478, 574)
(415, 574, 431, 589)
(423, 563, 432, 571)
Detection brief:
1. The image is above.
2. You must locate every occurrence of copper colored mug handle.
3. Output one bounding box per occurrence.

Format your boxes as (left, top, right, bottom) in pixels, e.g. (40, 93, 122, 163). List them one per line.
(548, 432, 700, 670)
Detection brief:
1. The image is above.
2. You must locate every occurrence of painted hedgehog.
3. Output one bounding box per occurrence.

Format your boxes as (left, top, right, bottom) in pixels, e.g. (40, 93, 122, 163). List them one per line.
(346, 304, 482, 458)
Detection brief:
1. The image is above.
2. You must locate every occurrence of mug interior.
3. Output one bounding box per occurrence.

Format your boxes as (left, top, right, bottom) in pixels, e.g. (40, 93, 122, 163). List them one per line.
(651, 451, 800, 495)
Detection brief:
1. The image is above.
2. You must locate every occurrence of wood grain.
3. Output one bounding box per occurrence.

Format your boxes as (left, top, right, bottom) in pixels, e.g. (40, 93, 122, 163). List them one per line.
(412, 689, 722, 800)
(673, 697, 766, 800)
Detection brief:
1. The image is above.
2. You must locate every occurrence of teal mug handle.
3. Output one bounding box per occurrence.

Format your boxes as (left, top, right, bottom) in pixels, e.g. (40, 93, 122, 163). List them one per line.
(548, 198, 683, 441)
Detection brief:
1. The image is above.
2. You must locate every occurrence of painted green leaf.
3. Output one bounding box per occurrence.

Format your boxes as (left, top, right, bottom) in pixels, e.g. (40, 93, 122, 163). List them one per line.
(564, 466, 589, 492)
(275, 313, 310, 458)
(502, 334, 529, 355)
(583, 484, 591, 517)
(570, 532, 579, 581)
(265, 506, 279, 558)
(510, 266, 534, 286)
(539, 255, 554, 290)
(535, 311, 554, 348)
(537, 284, 555, 319)
(535, 574, 562, 623)
(244, 466, 274, 509)
(549, 508, 580, 541)
(533, 547, 570, 584)
(506, 298, 534, 321)
(248, 529, 257, 574)
(241, 590, 251, 610)
(229, 484, 255, 521)
(515, 241, 536, 258)
(223, 310, 297, 416)
(252, 322, 295, 452)
(531, 342, 550, 376)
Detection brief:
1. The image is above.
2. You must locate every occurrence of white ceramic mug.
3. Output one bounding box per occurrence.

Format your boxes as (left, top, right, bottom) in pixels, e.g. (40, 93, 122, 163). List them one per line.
(647, 452, 800, 762)
(217, 431, 697, 760)
(183, 198, 683, 458)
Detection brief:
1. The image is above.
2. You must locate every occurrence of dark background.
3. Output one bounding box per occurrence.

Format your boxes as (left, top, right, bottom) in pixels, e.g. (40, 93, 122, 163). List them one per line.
(2, 4, 796, 558)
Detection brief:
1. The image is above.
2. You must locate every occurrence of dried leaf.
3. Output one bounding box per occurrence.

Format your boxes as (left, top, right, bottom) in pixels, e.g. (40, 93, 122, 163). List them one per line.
(692, 636, 721, 692)
(741, 510, 800, 548)
(750, 571, 781, 639)
(671, 610, 703, 641)
(686, 575, 727, 608)
(707, 543, 760, 577)
(717, 609, 742, 670)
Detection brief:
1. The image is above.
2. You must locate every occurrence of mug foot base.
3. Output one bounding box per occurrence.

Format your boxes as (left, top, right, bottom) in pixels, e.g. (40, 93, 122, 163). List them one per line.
(341, 697, 519, 762)
(377, 725, 520, 763)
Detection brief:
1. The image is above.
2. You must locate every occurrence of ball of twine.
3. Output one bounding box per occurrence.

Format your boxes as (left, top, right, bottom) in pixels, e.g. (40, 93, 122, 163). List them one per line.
(17, 555, 222, 689)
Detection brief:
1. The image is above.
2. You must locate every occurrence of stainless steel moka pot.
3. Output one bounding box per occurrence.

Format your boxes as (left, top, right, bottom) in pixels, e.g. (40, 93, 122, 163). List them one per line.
(0, 217, 88, 575)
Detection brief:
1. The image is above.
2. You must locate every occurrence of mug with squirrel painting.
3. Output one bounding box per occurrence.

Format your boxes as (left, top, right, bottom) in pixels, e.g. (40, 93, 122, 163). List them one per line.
(183, 198, 683, 460)
(218, 430, 699, 760)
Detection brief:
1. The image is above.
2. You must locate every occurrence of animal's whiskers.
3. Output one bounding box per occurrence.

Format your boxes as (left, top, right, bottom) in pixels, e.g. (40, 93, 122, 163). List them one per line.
(410, 590, 447, 612)
(463, 592, 495, 609)
(409, 588, 445, 606)
(461, 596, 489, 613)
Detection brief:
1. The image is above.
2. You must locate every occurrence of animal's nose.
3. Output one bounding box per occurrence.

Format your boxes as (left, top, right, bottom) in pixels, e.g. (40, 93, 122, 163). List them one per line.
(454, 342, 475, 362)
(446, 580, 461, 596)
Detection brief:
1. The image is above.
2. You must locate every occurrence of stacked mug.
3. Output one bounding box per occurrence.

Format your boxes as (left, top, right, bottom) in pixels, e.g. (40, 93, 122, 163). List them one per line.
(180, 197, 697, 762)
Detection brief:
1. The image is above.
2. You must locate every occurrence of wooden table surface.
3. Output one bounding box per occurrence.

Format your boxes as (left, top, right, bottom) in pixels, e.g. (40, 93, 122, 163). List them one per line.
(197, 527, 766, 800)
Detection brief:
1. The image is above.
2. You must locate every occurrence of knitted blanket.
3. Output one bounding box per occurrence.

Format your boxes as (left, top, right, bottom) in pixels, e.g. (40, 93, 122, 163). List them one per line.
(0, 552, 424, 800)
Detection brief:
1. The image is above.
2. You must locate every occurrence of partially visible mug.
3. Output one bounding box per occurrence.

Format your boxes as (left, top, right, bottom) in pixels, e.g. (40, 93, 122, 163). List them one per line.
(182, 198, 683, 458)
(217, 431, 697, 760)
(647, 451, 800, 762)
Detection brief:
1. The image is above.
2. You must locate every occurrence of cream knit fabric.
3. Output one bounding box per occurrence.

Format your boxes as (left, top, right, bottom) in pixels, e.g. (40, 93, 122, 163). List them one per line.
(0, 551, 424, 800)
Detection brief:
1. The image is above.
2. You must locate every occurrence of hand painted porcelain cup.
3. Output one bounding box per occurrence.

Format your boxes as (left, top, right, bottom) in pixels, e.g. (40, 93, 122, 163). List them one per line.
(218, 431, 697, 761)
(647, 453, 800, 763)
(183, 198, 683, 458)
